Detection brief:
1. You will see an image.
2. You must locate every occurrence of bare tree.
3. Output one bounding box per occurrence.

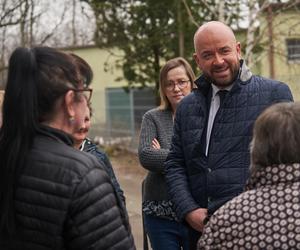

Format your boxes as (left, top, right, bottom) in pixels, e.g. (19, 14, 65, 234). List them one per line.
(0, 0, 27, 86)
(0, 0, 25, 28)
(0, 0, 95, 89)
(71, 0, 77, 45)
(180, 0, 299, 75)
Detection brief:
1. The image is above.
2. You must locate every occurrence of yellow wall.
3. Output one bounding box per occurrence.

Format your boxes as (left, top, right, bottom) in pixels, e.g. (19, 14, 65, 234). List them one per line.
(259, 10, 300, 100)
(65, 46, 125, 125)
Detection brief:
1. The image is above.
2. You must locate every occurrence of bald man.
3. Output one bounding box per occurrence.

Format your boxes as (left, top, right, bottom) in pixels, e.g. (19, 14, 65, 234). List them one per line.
(165, 21, 293, 249)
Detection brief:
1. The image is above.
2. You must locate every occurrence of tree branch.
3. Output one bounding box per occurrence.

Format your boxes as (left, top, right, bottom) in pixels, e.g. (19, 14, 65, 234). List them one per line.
(181, 0, 199, 27)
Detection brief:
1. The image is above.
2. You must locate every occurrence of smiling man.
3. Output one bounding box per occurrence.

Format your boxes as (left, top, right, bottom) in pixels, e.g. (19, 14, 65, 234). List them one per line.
(194, 22, 241, 87)
(164, 21, 294, 250)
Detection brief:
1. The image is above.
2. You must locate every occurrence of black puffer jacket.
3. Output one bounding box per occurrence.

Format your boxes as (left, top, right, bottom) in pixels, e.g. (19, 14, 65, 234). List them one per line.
(165, 61, 293, 220)
(1, 126, 135, 250)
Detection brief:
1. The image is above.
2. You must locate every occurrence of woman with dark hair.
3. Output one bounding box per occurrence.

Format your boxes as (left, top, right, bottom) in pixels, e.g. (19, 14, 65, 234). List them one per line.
(138, 57, 195, 250)
(0, 46, 135, 250)
(70, 53, 125, 204)
(198, 102, 300, 249)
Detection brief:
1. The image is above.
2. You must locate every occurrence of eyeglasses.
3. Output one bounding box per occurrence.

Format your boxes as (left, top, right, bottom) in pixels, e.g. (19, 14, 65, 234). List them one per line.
(165, 80, 190, 91)
(71, 88, 93, 102)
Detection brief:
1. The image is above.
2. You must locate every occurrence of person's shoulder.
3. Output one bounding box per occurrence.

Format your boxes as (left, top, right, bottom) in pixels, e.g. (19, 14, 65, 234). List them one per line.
(144, 107, 171, 119)
(250, 75, 288, 88)
(34, 136, 105, 180)
(67, 146, 103, 173)
(244, 75, 292, 99)
(177, 92, 199, 111)
(144, 107, 162, 115)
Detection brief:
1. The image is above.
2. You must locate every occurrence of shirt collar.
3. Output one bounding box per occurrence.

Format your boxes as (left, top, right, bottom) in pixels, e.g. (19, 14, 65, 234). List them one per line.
(211, 83, 233, 98)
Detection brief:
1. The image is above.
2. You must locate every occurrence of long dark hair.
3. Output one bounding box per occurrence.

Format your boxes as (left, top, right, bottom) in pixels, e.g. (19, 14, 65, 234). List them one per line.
(0, 47, 91, 235)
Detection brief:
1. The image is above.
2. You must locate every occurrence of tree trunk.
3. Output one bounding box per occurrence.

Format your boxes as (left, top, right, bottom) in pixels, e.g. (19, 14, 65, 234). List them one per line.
(245, 0, 257, 67)
(267, 4, 275, 79)
(20, 0, 29, 46)
(72, 0, 77, 45)
(177, 0, 184, 57)
(153, 45, 160, 105)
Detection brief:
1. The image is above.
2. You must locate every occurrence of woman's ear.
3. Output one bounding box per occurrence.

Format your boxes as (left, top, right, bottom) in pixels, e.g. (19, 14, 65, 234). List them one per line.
(64, 90, 76, 118)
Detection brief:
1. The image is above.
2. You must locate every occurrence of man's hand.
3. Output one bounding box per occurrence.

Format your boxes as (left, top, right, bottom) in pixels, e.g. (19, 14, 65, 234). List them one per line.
(185, 208, 208, 232)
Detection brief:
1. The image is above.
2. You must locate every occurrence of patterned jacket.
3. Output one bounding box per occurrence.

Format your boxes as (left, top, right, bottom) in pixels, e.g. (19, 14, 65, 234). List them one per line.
(198, 163, 300, 249)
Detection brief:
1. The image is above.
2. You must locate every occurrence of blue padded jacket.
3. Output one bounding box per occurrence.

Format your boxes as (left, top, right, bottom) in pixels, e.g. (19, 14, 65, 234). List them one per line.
(165, 61, 293, 220)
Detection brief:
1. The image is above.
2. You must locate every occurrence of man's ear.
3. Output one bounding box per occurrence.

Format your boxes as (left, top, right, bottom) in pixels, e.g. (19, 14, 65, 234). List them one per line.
(64, 90, 76, 118)
(236, 42, 241, 59)
(193, 53, 201, 69)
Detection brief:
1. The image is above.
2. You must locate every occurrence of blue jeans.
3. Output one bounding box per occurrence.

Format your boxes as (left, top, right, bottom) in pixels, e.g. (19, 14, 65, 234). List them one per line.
(144, 214, 189, 250)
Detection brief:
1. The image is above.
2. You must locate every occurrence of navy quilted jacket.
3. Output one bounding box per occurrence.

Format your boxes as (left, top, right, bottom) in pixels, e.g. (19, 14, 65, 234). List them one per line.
(165, 61, 293, 220)
(81, 138, 126, 204)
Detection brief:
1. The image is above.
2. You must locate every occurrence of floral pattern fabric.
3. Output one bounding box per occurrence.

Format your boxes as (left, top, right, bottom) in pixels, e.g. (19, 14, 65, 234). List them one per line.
(198, 163, 300, 249)
(143, 200, 179, 221)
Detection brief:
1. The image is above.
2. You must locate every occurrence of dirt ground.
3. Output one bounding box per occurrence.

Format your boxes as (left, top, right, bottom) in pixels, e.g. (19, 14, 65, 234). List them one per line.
(109, 147, 147, 250)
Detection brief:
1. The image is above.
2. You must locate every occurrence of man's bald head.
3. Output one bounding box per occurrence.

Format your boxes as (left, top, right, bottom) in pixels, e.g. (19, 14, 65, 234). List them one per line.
(192, 21, 241, 87)
(194, 21, 236, 53)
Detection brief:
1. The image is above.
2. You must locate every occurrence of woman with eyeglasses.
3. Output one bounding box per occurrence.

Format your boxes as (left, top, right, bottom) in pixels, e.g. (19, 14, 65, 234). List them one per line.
(70, 53, 125, 205)
(0, 46, 135, 250)
(138, 57, 196, 250)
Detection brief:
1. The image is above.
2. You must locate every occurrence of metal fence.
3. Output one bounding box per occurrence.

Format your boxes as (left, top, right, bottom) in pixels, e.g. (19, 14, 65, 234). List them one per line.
(88, 87, 157, 151)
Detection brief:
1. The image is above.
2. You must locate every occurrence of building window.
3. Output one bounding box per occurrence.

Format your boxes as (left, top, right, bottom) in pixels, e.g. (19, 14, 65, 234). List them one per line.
(286, 39, 300, 62)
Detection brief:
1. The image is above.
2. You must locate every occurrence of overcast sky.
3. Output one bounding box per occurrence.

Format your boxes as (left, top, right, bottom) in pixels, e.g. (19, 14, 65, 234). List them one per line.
(3, 0, 96, 50)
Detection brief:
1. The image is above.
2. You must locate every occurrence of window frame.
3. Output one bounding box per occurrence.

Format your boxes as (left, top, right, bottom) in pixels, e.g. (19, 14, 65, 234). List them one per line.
(286, 38, 300, 63)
